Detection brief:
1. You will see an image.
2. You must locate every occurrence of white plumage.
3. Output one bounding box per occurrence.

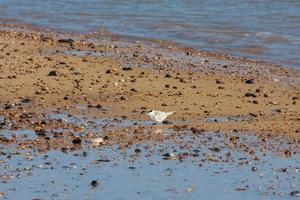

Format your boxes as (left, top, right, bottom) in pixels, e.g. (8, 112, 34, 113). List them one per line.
(147, 110, 175, 123)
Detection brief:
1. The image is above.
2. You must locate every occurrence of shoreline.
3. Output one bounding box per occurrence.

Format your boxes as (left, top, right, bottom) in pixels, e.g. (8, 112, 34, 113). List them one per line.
(2, 22, 300, 72)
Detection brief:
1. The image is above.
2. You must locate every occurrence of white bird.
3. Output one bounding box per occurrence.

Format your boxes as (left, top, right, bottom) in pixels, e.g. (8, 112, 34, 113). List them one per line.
(147, 110, 175, 123)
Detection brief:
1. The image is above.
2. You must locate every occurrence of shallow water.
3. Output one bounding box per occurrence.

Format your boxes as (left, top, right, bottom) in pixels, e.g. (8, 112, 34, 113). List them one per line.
(0, 0, 300, 68)
(1, 130, 299, 199)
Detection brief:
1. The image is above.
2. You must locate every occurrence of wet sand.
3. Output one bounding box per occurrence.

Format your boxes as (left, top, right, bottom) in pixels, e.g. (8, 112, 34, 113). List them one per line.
(0, 24, 300, 199)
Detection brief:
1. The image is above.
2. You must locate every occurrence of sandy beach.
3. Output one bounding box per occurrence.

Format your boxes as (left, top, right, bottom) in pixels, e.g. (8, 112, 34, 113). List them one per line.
(0, 24, 300, 199)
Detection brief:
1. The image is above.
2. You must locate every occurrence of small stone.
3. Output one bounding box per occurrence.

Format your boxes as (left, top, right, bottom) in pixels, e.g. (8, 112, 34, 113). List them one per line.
(290, 191, 300, 197)
(122, 67, 132, 71)
(4, 104, 13, 109)
(58, 38, 75, 43)
(21, 97, 31, 103)
(245, 92, 257, 98)
(163, 153, 176, 160)
(134, 149, 141, 153)
(35, 129, 46, 137)
(133, 52, 139, 57)
(216, 79, 224, 84)
(72, 137, 82, 145)
(245, 79, 255, 84)
(90, 180, 99, 187)
(251, 167, 257, 172)
(130, 88, 138, 92)
(190, 127, 204, 134)
(120, 96, 127, 100)
(284, 149, 292, 157)
(48, 70, 57, 76)
(180, 78, 188, 83)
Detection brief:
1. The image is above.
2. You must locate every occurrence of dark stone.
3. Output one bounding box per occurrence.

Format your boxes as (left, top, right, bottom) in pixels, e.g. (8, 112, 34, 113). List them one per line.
(35, 129, 46, 137)
(163, 153, 172, 157)
(209, 147, 221, 152)
(165, 74, 172, 78)
(128, 166, 136, 170)
(48, 70, 58, 76)
(162, 120, 172, 124)
(95, 104, 102, 109)
(245, 79, 255, 84)
(4, 104, 12, 109)
(130, 88, 138, 92)
(290, 191, 300, 197)
(97, 159, 110, 162)
(122, 67, 132, 71)
(58, 38, 75, 44)
(120, 96, 127, 100)
(133, 52, 139, 57)
(90, 180, 99, 187)
(103, 135, 109, 140)
(134, 149, 142, 153)
(21, 98, 31, 103)
(245, 92, 257, 98)
(191, 127, 204, 134)
(216, 79, 224, 84)
(72, 137, 82, 145)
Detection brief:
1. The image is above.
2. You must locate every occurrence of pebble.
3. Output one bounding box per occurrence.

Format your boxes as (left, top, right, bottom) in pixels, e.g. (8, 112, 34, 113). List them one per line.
(290, 191, 300, 197)
(20, 97, 31, 103)
(48, 70, 58, 76)
(35, 129, 46, 137)
(90, 180, 99, 187)
(72, 137, 82, 145)
(90, 137, 104, 145)
(134, 149, 142, 153)
(245, 79, 255, 84)
(190, 127, 204, 134)
(122, 67, 132, 71)
(58, 38, 75, 44)
(251, 167, 257, 172)
(216, 79, 224, 84)
(163, 153, 176, 160)
(245, 92, 257, 98)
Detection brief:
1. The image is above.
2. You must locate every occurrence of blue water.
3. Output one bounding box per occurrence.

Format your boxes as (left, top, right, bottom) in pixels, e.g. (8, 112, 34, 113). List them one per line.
(1, 131, 300, 199)
(0, 1, 299, 66)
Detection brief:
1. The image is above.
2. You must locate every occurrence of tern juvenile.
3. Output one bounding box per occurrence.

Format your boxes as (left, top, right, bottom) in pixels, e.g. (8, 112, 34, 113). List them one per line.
(147, 110, 175, 123)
